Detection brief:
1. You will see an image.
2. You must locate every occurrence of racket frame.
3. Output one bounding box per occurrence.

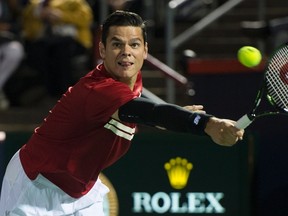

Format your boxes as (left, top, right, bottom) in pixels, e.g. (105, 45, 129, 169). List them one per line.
(235, 44, 288, 129)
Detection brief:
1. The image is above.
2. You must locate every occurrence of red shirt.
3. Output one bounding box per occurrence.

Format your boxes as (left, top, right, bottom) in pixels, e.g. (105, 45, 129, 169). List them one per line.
(20, 64, 142, 198)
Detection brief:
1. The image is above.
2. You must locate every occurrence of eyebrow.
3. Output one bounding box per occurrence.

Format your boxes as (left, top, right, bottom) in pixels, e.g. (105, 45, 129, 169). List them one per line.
(110, 36, 121, 42)
(110, 36, 143, 43)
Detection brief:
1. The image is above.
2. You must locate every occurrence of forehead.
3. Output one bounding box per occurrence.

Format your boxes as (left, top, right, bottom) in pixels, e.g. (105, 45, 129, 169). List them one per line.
(107, 26, 144, 41)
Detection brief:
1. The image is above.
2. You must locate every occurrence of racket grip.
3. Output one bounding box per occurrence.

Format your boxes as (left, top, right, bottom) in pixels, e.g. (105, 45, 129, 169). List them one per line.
(235, 114, 253, 129)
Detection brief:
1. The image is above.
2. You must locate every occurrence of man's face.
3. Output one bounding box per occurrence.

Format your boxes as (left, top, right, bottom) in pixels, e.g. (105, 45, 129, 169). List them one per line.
(99, 26, 148, 84)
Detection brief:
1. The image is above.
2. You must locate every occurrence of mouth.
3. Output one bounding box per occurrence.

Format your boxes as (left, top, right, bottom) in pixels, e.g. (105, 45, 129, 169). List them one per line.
(118, 61, 134, 67)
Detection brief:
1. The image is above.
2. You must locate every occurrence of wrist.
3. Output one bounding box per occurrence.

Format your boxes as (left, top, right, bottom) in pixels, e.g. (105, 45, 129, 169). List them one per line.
(188, 113, 213, 135)
(204, 116, 220, 136)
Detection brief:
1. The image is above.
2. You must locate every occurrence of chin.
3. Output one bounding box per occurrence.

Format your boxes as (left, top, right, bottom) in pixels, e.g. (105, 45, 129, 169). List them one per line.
(118, 68, 137, 77)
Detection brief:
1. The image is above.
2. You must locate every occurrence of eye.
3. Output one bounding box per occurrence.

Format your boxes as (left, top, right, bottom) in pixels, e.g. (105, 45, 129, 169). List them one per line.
(131, 43, 140, 48)
(112, 42, 122, 48)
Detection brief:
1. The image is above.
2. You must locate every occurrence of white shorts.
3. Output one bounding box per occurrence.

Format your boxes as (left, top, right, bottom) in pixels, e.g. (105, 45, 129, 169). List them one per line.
(0, 151, 110, 216)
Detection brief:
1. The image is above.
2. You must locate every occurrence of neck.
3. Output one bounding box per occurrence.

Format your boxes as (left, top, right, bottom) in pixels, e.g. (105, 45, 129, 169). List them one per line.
(119, 75, 137, 91)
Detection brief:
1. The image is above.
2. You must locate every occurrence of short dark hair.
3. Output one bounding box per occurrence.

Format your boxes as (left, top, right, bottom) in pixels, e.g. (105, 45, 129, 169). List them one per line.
(101, 10, 147, 45)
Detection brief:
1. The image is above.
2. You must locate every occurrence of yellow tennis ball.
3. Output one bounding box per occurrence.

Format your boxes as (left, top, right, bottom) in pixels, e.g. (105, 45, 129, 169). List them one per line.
(237, 46, 262, 68)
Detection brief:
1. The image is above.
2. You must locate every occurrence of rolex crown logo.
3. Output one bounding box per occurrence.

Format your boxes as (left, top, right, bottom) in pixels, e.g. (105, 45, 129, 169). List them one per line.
(164, 157, 193, 189)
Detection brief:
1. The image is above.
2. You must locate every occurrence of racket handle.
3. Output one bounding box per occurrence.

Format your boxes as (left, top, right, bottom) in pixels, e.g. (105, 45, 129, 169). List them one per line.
(235, 114, 253, 129)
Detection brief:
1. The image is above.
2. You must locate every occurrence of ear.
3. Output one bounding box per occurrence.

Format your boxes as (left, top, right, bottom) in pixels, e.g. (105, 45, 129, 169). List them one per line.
(143, 42, 148, 59)
(99, 42, 105, 59)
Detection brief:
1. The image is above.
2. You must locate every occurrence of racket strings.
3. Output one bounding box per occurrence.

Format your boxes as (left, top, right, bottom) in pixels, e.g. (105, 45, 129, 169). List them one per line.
(267, 65, 288, 108)
(266, 46, 288, 111)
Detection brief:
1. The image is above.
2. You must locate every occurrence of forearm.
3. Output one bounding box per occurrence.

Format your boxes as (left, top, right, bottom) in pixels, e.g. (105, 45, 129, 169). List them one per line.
(118, 97, 213, 135)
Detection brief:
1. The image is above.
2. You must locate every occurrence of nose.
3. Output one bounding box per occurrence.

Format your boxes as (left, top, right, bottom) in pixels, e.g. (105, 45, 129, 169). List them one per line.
(121, 44, 132, 56)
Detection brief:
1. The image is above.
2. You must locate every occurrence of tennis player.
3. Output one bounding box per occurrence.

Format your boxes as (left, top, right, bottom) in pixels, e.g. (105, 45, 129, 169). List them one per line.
(0, 10, 244, 215)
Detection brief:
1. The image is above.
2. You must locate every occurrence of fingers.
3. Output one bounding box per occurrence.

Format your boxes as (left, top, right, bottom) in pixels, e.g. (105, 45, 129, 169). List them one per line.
(213, 130, 239, 147)
(183, 105, 206, 113)
(229, 121, 244, 141)
(235, 129, 244, 141)
(221, 120, 244, 145)
(205, 117, 245, 146)
(224, 126, 244, 146)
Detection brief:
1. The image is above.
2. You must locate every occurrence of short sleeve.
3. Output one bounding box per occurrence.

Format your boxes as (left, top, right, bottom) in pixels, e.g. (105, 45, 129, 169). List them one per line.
(84, 79, 138, 124)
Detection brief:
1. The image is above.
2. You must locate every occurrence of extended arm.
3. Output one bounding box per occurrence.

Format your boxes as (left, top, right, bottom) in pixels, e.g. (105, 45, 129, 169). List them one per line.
(118, 97, 212, 135)
(117, 97, 244, 146)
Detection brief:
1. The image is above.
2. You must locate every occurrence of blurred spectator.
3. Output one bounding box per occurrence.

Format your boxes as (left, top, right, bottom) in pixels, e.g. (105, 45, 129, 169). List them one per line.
(90, 0, 144, 24)
(0, 0, 25, 110)
(107, 0, 128, 10)
(22, 0, 93, 98)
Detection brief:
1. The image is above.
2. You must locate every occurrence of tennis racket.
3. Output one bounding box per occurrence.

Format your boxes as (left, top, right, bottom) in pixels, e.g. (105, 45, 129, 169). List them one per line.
(235, 43, 288, 129)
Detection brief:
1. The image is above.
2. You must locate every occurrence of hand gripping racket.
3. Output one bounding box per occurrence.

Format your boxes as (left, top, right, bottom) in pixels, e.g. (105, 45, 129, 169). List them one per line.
(235, 43, 288, 129)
